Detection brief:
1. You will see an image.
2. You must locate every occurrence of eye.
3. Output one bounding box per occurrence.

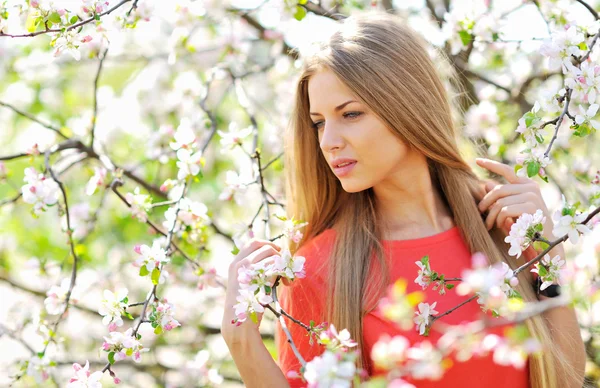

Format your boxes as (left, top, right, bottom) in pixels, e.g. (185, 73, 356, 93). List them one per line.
(312, 121, 324, 130)
(343, 111, 363, 119)
(311, 111, 363, 130)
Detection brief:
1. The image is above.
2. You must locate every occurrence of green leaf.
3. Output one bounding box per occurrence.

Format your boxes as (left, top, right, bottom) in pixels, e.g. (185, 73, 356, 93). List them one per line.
(514, 164, 523, 174)
(458, 30, 472, 46)
(108, 352, 115, 365)
(527, 161, 540, 178)
(445, 283, 455, 290)
(139, 266, 149, 277)
(154, 325, 163, 335)
(250, 311, 258, 324)
(123, 311, 134, 320)
(264, 285, 272, 294)
(293, 5, 306, 21)
(26, 14, 39, 32)
(70, 15, 79, 25)
(231, 246, 240, 255)
(151, 268, 160, 285)
(121, 296, 129, 304)
(524, 112, 535, 127)
(49, 12, 61, 24)
(538, 265, 548, 277)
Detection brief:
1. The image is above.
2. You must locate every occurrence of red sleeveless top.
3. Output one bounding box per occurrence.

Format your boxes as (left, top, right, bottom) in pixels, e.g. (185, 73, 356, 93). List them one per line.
(276, 226, 530, 387)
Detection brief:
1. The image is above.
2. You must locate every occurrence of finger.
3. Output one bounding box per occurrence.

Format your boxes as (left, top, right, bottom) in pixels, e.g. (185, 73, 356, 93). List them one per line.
(475, 158, 527, 184)
(484, 193, 533, 231)
(496, 203, 539, 231)
(478, 184, 535, 213)
(231, 239, 281, 266)
(485, 180, 499, 193)
(475, 179, 498, 202)
(248, 245, 281, 265)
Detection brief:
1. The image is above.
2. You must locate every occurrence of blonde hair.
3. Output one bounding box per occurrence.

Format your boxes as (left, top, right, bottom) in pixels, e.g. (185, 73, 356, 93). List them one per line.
(283, 11, 579, 388)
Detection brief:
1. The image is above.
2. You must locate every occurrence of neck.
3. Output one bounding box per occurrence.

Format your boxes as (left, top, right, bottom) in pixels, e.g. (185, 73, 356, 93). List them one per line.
(373, 154, 454, 240)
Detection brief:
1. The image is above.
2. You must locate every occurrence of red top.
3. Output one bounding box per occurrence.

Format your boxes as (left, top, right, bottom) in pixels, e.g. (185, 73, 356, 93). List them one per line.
(276, 226, 530, 387)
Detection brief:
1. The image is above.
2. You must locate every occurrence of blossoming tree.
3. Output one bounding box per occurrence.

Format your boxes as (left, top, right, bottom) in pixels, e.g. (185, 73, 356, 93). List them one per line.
(1, 0, 600, 387)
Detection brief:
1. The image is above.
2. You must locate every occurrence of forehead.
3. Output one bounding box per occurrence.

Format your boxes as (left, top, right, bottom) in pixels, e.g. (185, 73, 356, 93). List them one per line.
(307, 70, 356, 106)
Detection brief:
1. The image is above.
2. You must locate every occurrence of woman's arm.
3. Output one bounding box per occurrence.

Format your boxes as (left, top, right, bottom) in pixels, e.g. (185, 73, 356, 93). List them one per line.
(220, 238, 292, 388)
(224, 326, 291, 388)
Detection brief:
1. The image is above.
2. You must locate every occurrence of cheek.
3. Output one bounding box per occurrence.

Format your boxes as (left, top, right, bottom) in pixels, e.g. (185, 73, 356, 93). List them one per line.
(358, 131, 408, 172)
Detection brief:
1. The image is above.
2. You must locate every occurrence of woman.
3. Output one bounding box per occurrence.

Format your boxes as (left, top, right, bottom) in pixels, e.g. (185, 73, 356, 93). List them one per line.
(221, 11, 586, 388)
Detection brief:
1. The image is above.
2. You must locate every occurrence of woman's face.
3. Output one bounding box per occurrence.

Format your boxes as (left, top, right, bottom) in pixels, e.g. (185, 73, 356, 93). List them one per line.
(307, 68, 417, 193)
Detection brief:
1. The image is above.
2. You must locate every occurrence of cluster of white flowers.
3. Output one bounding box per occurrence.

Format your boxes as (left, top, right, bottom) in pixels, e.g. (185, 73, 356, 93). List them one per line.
(169, 120, 203, 180)
(21, 167, 60, 216)
(53, 30, 93, 61)
(281, 216, 308, 244)
(101, 327, 148, 363)
(414, 256, 455, 295)
(133, 240, 170, 285)
(98, 288, 128, 331)
(67, 360, 104, 388)
(456, 253, 520, 316)
(125, 187, 152, 222)
(85, 166, 107, 196)
(481, 332, 541, 369)
(148, 298, 181, 334)
(303, 324, 360, 387)
(378, 278, 424, 332)
(552, 194, 592, 244)
(80, 0, 110, 16)
(504, 209, 546, 258)
(182, 350, 224, 386)
(531, 253, 566, 291)
(465, 100, 500, 141)
(218, 170, 248, 205)
(163, 198, 210, 243)
(44, 278, 81, 315)
(26, 354, 56, 384)
(196, 266, 219, 290)
(516, 102, 546, 149)
(514, 147, 552, 180)
(540, 25, 588, 72)
(217, 122, 253, 153)
(413, 302, 438, 336)
(232, 248, 305, 325)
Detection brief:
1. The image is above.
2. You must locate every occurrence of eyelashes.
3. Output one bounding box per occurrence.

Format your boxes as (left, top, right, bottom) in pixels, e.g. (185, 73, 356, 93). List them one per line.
(311, 111, 363, 130)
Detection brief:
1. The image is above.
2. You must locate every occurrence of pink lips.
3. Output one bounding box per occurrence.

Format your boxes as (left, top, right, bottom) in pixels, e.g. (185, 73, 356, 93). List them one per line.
(331, 159, 357, 177)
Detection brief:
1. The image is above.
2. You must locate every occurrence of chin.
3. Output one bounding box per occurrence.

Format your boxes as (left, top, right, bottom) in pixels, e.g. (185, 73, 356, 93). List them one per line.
(339, 179, 371, 193)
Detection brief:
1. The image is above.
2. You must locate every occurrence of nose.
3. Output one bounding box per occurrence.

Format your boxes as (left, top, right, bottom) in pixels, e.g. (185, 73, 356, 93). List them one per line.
(319, 121, 345, 154)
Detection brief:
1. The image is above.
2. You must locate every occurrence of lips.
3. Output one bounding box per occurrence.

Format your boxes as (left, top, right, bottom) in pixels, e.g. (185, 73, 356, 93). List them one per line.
(330, 158, 357, 177)
(330, 158, 358, 169)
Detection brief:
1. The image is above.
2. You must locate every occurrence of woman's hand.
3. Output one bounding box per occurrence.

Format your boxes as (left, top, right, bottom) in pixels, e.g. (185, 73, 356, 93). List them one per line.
(221, 238, 287, 346)
(475, 157, 555, 239)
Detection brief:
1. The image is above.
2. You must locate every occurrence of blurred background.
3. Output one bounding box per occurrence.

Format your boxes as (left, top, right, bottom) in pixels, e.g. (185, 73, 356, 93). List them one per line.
(1, 0, 600, 386)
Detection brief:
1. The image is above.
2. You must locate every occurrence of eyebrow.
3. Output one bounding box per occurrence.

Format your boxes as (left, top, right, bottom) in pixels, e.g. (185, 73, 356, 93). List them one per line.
(309, 100, 357, 116)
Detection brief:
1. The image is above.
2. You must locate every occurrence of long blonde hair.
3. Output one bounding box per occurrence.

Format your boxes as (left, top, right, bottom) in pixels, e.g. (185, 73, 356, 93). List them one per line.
(283, 11, 577, 388)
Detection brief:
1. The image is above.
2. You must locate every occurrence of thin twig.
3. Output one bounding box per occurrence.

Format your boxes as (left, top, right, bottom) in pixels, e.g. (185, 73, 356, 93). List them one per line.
(0, 101, 69, 139)
(90, 47, 109, 148)
(0, 0, 133, 38)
